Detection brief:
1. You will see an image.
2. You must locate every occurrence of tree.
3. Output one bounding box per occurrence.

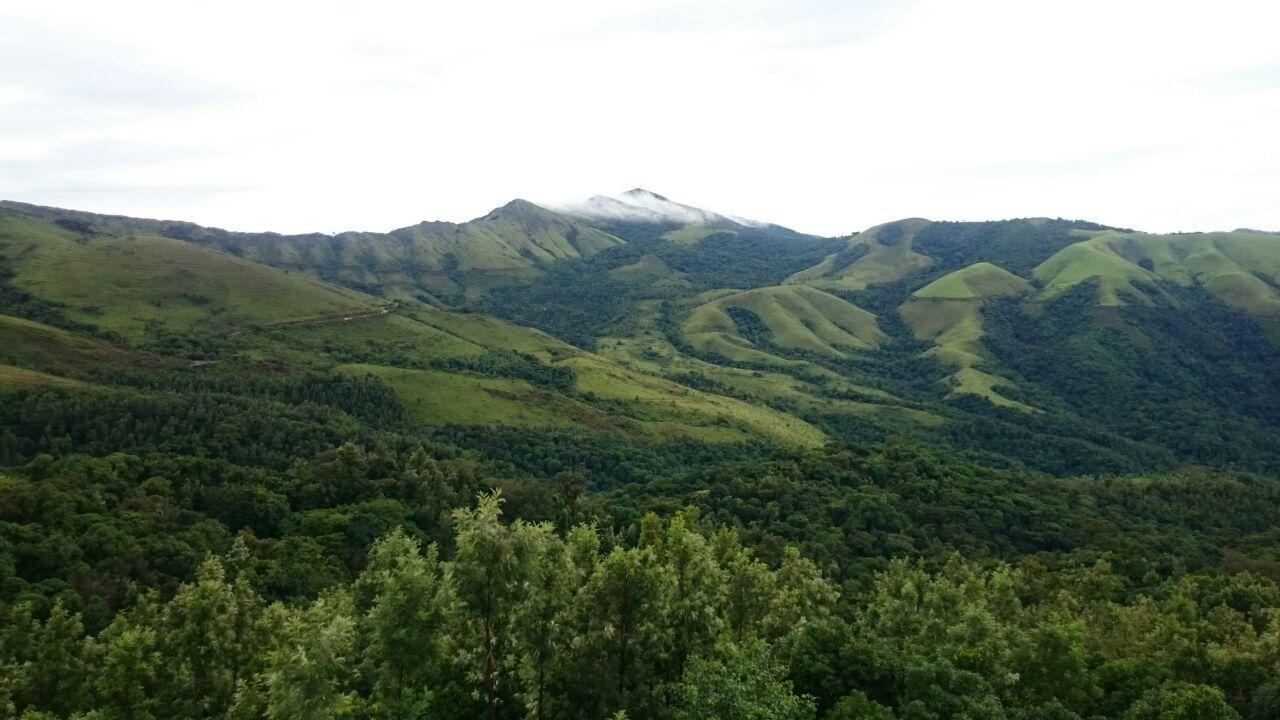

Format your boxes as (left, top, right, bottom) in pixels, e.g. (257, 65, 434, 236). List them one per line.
(92, 622, 162, 720)
(354, 528, 460, 719)
(451, 491, 540, 720)
(26, 600, 89, 716)
(825, 691, 893, 720)
(1124, 682, 1241, 720)
(511, 522, 571, 720)
(669, 640, 816, 720)
(160, 557, 245, 719)
(263, 593, 357, 720)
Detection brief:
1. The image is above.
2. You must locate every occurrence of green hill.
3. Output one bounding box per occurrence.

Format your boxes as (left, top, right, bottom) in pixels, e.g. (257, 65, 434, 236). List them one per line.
(901, 263, 1034, 409)
(0, 207, 380, 338)
(0, 199, 623, 304)
(911, 261, 1032, 300)
(4, 198, 1280, 475)
(1034, 230, 1280, 323)
(0, 203, 823, 447)
(682, 285, 885, 361)
(785, 219, 933, 290)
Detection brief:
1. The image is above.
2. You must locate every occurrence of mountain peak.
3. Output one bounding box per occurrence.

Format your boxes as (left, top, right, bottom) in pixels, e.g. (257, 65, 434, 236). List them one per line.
(560, 189, 762, 228)
(621, 188, 671, 202)
(478, 198, 556, 222)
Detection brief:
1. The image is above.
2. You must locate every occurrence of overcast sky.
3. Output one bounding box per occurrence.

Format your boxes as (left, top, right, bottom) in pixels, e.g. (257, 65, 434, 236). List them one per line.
(2, 0, 1278, 236)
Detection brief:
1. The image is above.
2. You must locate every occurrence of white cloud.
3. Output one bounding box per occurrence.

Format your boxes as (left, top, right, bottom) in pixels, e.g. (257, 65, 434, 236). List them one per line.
(0, 0, 1277, 235)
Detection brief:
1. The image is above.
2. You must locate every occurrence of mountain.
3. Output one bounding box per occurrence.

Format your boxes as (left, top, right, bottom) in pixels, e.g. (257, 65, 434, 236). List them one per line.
(560, 187, 768, 241)
(0, 198, 623, 304)
(2, 197, 1280, 476)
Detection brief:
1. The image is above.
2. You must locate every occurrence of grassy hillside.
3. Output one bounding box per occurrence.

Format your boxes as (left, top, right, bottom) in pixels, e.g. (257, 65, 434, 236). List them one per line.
(221, 304, 828, 446)
(912, 261, 1031, 299)
(0, 207, 379, 339)
(785, 219, 933, 290)
(0, 204, 823, 447)
(0, 199, 623, 304)
(1034, 230, 1280, 324)
(900, 263, 1033, 409)
(4, 198, 1280, 474)
(683, 285, 885, 360)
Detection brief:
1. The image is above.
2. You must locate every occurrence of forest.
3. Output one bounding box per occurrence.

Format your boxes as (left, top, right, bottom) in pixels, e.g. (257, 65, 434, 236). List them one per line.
(3, 378, 1280, 719)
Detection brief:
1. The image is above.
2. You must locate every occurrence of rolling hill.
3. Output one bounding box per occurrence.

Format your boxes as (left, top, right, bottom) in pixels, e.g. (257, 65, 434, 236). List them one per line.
(0, 202, 823, 448)
(0, 198, 623, 305)
(2, 195, 1279, 475)
(899, 263, 1033, 409)
(682, 285, 885, 361)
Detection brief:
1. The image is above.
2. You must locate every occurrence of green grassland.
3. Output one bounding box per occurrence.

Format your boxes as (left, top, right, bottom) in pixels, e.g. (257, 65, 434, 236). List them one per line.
(591, 298, 942, 431)
(0, 199, 624, 303)
(660, 224, 729, 245)
(598, 328, 941, 429)
(4, 197, 1280, 476)
(0, 208, 379, 338)
(606, 253, 684, 284)
(0, 362, 86, 389)
(785, 219, 934, 290)
(0, 313, 165, 376)
(682, 285, 885, 359)
(912, 261, 1031, 299)
(1034, 230, 1280, 321)
(0, 205, 827, 447)
(241, 306, 829, 445)
(338, 364, 604, 430)
(900, 263, 1035, 410)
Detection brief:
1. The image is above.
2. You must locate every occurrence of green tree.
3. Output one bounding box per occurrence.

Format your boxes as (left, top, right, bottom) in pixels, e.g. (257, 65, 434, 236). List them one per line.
(354, 528, 460, 719)
(263, 593, 357, 720)
(669, 640, 816, 720)
(92, 622, 162, 720)
(1124, 681, 1241, 720)
(26, 600, 89, 716)
(160, 556, 252, 719)
(451, 491, 541, 720)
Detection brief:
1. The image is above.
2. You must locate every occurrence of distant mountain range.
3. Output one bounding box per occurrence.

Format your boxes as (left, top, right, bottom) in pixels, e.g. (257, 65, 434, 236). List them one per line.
(2, 192, 1278, 475)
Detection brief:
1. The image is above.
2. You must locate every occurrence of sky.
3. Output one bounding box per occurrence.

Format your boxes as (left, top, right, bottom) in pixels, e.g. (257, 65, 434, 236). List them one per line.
(1, 0, 1278, 237)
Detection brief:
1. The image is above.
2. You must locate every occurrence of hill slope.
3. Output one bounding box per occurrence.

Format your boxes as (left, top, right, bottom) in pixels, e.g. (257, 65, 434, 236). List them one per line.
(900, 263, 1033, 409)
(0, 199, 623, 304)
(0, 207, 379, 339)
(0, 202, 823, 447)
(683, 285, 885, 361)
(3, 199, 1280, 475)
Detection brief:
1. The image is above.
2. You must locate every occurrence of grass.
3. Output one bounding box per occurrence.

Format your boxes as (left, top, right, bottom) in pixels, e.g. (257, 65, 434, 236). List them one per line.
(662, 225, 728, 245)
(300, 200, 622, 300)
(607, 254, 680, 283)
(683, 285, 885, 359)
(913, 262, 1031, 299)
(0, 209, 379, 337)
(1, 199, 624, 304)
(596, 301, 941, 428)
(286, 305, 832, 445)
(560, 352, 827, 445)
(341, 364, 597, 429)
(0, 313, 166, 376)
(0, 363, 85, 389)
(1033, 230, 1280, 318)
(786, 219, 934, 290)
(901, 264, 1036, 410)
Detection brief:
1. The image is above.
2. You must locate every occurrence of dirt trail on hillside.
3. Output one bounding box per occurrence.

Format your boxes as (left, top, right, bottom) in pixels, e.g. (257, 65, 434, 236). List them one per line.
(228, 302, 399, 337)
(263, 301, 398, 330)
